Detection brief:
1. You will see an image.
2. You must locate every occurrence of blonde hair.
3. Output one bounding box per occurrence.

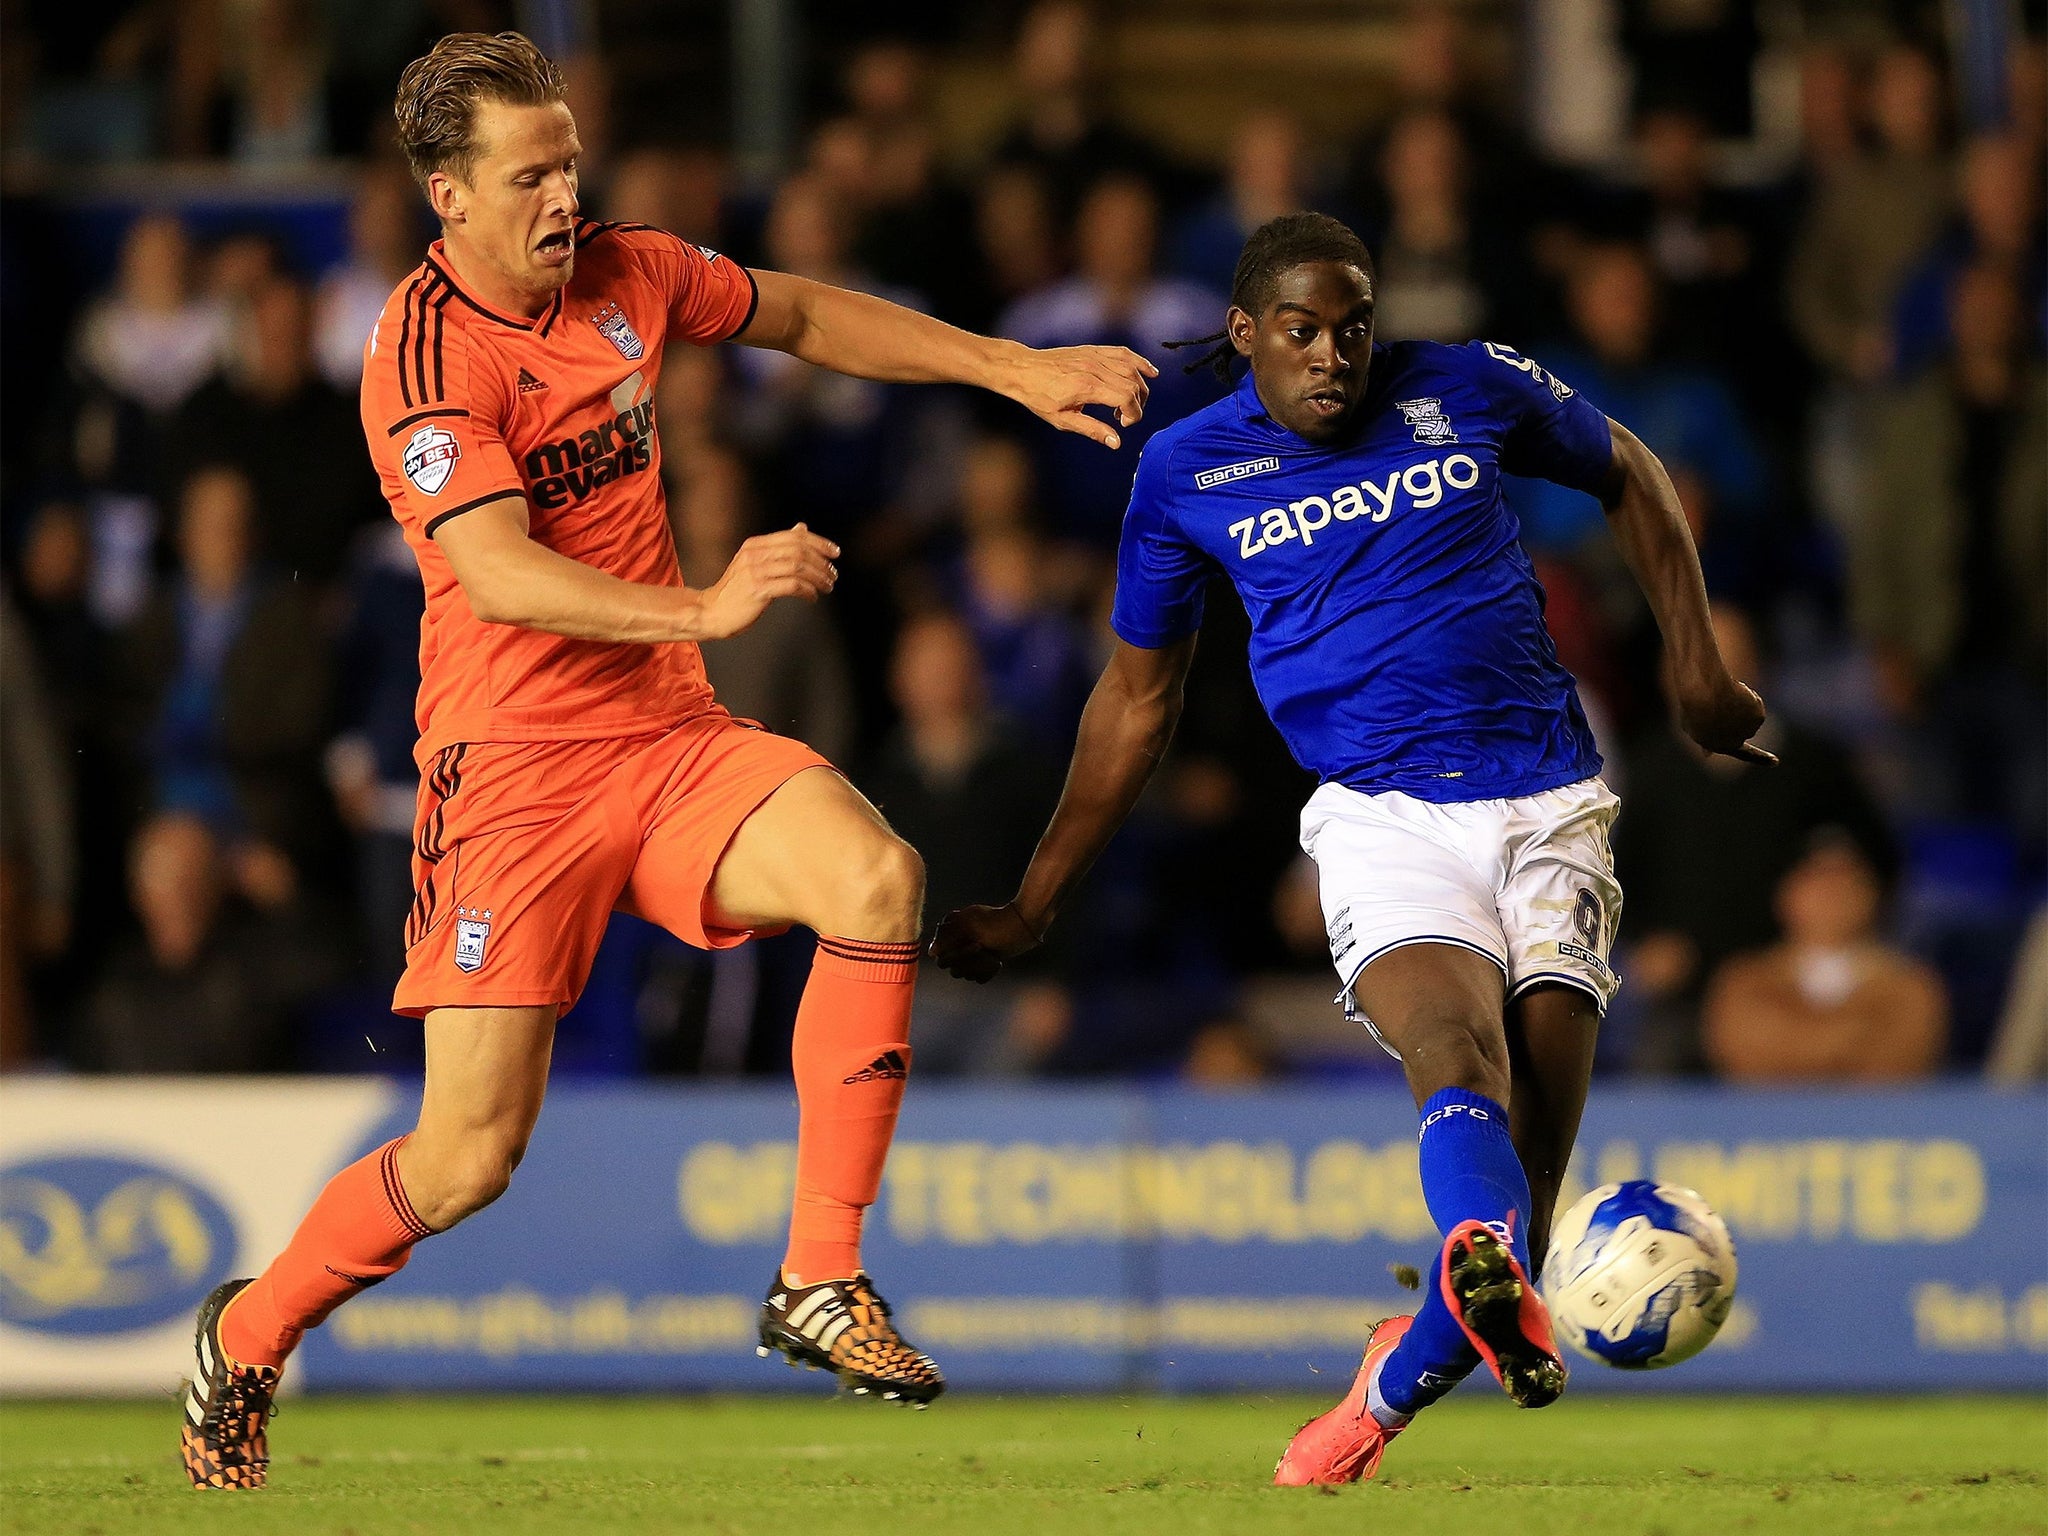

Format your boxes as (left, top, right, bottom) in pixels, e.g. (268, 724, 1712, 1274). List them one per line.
(393, 31, 566, 189)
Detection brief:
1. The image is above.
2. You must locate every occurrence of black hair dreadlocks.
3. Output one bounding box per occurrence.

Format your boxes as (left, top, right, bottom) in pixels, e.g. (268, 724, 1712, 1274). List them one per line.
(1164, 212, 1377, 380)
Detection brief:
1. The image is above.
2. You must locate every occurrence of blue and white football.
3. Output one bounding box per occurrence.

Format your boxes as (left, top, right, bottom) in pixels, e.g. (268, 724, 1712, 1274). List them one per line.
(1540, 1180, 1738, 1369)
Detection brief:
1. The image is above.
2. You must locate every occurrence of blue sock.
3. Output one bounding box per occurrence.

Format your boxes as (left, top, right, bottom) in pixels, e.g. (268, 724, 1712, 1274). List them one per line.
(1375, 1087, 1533, 1418)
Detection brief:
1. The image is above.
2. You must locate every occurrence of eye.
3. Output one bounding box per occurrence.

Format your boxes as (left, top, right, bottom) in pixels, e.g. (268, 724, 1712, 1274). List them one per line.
(1289, 326, 1316, 342)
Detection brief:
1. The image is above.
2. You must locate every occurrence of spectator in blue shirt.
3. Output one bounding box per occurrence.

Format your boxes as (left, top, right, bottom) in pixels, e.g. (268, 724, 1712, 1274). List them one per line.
(1891, 131, 2046, 379)
(112, 465, 328, 903)
(1509, 243, 1767, 553)
(1170, 110, 1319, 297)
(1002, 174, 1223, 546)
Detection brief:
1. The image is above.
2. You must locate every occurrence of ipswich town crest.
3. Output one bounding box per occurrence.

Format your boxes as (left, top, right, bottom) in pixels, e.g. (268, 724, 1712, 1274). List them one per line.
(590, 301, 645, 360)
(452, 906, 492, 973)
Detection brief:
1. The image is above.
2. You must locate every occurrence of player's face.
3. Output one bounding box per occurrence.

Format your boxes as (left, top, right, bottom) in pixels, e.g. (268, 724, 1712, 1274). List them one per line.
(433, 99, 582, 308)
(1232, 262, 1375, 443)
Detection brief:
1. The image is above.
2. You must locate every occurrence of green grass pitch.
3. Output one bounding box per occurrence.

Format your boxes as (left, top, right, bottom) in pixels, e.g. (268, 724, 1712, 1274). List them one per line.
(2, 1394, 2043, 1535)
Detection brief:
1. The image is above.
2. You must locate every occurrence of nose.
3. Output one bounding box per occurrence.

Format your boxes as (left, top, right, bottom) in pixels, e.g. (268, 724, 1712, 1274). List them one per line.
(548, 172, 580, 218)
(1308, 335, 1348, 376)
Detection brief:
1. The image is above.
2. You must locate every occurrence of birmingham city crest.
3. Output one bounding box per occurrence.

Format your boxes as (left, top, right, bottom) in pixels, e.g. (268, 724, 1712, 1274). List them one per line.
(1396, 398, 1458, 445)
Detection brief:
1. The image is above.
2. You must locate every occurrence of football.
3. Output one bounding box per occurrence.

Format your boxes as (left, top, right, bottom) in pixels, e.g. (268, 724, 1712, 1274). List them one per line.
(1541, 1180, 1738, 1370)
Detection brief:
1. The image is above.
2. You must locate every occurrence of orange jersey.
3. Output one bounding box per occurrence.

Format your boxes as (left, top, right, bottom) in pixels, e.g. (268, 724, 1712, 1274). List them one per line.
(360, 219, 758, 765)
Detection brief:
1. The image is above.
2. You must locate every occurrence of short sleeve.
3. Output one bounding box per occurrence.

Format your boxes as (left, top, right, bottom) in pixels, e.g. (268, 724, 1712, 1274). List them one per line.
(362, 319, 523, 538)
(1110, 439, 1209, 648)
(640, 231, 759, 346)
(1468, 341, 1613, 496)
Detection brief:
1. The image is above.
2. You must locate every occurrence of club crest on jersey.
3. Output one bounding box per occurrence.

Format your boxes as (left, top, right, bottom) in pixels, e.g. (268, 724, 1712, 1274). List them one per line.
(590, 302, 645, 360)
(401, 424, 461, 495)
(1195, 455, 1281, 490)
(1396, 398, 1458, 445)
(453, 906, 492, 973)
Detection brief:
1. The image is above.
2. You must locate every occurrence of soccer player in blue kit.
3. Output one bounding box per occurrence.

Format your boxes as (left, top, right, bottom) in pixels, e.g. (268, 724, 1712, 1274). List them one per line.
(932, 214, 1772, 1484)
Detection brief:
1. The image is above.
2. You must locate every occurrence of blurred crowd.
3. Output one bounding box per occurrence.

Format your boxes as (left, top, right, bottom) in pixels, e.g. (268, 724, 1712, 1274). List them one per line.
(1, 1, 2043, 1086)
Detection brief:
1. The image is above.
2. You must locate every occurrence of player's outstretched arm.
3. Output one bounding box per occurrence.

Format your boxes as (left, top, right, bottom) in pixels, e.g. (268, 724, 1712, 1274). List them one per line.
(1599, 419, 1774, 764)
(931, 635, 1197, 982)
(738, 270, 1158, 448)
(435, 495, 838, 643)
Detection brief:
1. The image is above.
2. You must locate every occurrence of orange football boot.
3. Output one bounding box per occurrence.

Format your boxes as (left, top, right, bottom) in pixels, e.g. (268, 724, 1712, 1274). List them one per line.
(1441, 1218, 1567, 1408)
(1272, 1314, 1413, 1486)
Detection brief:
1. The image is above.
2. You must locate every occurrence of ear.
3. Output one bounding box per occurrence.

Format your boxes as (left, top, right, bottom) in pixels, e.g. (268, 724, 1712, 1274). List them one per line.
(1227, 305, 1255, 357)
(426, 170, 465, 226)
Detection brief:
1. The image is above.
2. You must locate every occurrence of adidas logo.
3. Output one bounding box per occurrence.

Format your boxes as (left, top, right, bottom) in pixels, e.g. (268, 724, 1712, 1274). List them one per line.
(517, 368, 549, 393)
(843, 1049, 908, 1084)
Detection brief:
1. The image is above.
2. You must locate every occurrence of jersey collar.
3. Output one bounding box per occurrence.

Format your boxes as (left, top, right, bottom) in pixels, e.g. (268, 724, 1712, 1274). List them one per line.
(422, 242, 566, 336)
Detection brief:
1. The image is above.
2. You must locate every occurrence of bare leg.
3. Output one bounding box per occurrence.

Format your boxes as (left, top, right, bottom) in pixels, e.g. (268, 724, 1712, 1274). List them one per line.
(220, 1004, 556, 1373)
(1348, 942, 1511, 1107)
(706, 765, 922, 941)
(398, 1005, 558, 1231)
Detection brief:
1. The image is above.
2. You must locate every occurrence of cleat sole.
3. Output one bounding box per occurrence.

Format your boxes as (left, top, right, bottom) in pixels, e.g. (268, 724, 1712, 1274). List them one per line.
(1447, 1229, 1566, 1409)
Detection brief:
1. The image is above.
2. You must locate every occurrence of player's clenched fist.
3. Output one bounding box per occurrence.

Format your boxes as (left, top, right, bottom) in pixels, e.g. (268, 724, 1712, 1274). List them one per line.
(697, 524, 839, 639)
(929, 901, 1043, 983)
(1673, 665, 1775, 765)
(1005, 344, 1158, 450)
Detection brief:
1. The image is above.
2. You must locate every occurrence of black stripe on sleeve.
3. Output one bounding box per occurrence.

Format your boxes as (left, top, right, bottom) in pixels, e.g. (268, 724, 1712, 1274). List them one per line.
(430, 287, 450, 400)
(410, 280, 433, 404)
(395, 280, 417, 407)
(387, 406, 470, 436)
(726, 265, 762, 342)
(423, 488, 522, 538)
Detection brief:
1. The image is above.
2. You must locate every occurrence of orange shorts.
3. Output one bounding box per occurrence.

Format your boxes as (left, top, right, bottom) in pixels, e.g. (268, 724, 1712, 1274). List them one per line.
(393, 712, 830, 1017)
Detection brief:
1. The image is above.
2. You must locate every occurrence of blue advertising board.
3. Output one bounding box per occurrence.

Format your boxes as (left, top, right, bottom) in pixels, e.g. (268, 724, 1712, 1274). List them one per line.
(293, 1084, 2048, 1396)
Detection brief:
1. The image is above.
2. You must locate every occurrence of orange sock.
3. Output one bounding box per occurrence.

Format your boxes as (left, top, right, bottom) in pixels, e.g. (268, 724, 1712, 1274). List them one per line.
(219, 1137, 434, 1368)
(782, 936, 919, 1283)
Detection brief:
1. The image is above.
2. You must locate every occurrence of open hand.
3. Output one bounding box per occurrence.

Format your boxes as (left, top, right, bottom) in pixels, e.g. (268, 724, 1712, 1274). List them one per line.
(698, 524, 838, 640)
(930, 902, 1043, 983)
(1676, 667, 1775, 764)
(1006, 344, 1157, 448)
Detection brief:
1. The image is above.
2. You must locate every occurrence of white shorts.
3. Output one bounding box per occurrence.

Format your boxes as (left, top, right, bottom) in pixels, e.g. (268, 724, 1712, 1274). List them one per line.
(1300, 776, 1623, 1058)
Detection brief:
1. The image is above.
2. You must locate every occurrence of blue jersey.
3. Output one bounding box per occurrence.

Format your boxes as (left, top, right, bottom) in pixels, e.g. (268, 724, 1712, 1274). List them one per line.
(1111, 340, 1612, 802)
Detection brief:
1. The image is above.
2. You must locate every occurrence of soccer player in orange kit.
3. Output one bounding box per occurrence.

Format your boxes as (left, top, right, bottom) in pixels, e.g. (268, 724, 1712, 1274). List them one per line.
(179, 30, 1155, 1488)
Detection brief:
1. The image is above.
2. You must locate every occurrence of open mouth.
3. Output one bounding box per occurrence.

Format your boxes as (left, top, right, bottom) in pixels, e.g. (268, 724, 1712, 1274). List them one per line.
(534, 229, 574, 264)
(1304, 391, 1349, 417)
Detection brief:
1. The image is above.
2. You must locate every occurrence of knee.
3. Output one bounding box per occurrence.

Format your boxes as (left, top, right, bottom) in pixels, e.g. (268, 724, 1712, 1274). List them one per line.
(1402, 1009, 1512, 1106)
(403, 1123, 531, 1230)
(824, 833, 924, 940)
